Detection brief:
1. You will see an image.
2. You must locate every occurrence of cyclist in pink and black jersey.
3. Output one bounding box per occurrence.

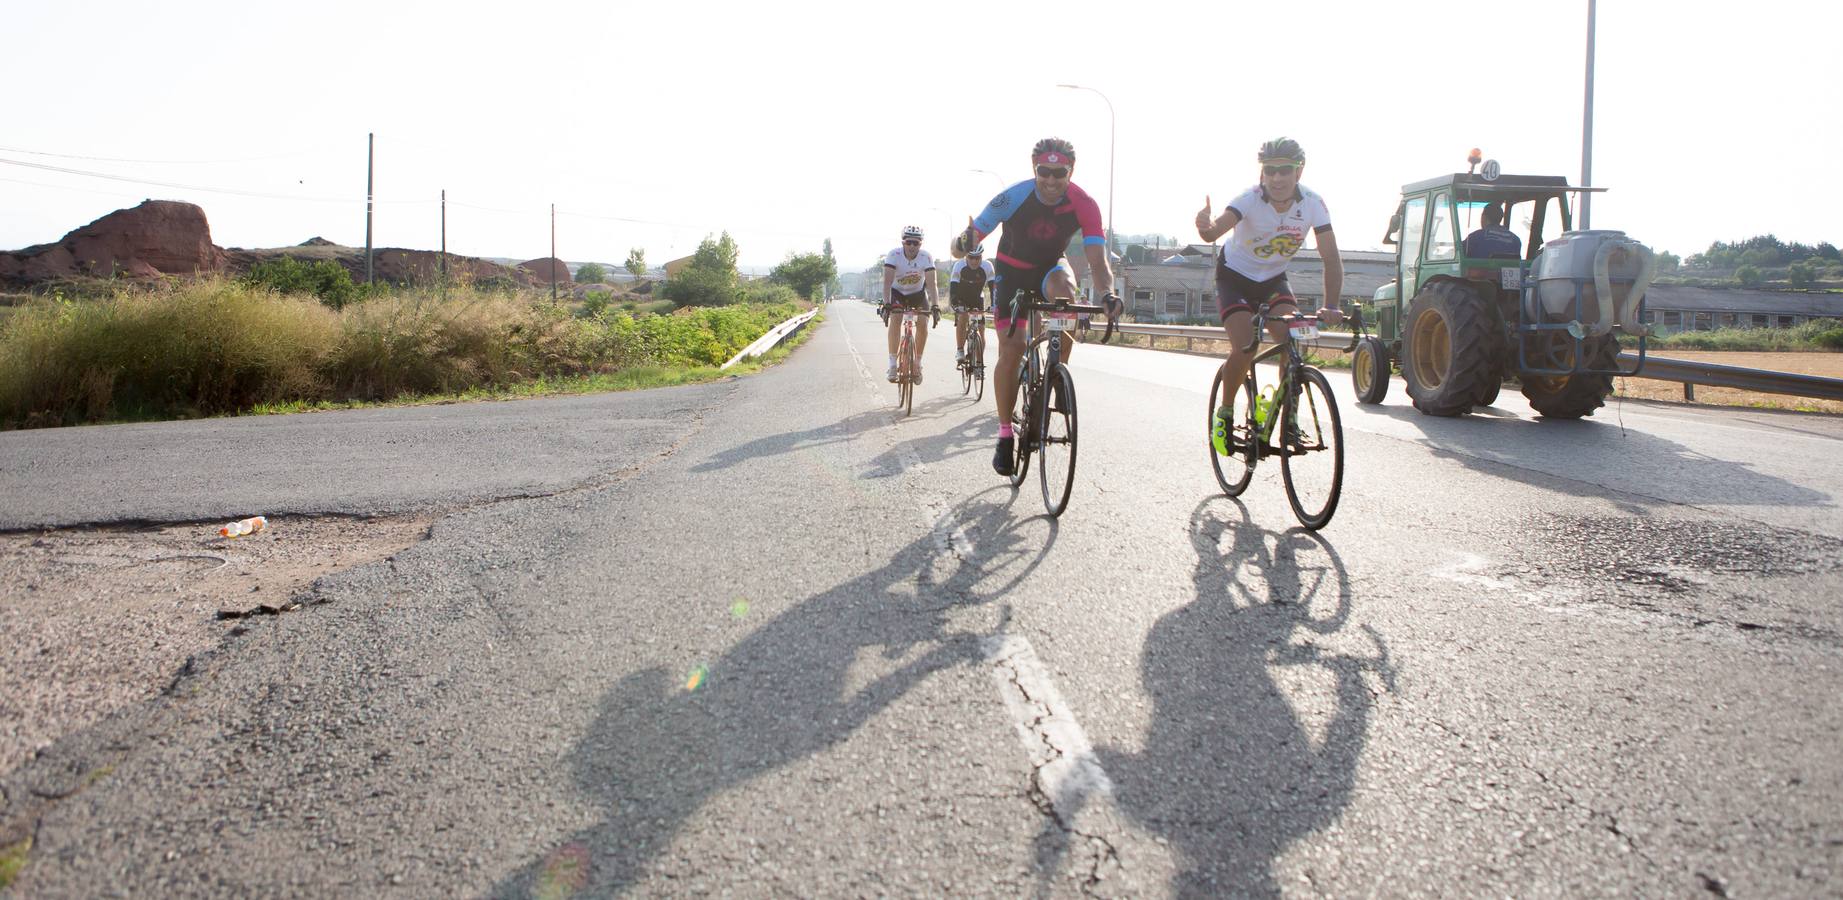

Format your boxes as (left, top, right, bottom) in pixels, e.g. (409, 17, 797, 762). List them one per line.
(1195, 136, 1344, 424)
(951, 137, 1124, 476)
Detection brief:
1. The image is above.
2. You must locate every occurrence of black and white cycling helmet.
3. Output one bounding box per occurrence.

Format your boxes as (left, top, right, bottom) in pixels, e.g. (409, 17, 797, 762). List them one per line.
(1258, 137, 1306, 164)
(966, 243, 984, 255)
(901, 225, 924, 241)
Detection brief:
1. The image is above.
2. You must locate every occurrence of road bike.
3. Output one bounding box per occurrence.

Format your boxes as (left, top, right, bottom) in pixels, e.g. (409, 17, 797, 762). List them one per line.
(957, 306, 987, 402)
(893, 306, 938, 417)
(1005, 293, 1116, 517)
(1208, 304, 1351, 530)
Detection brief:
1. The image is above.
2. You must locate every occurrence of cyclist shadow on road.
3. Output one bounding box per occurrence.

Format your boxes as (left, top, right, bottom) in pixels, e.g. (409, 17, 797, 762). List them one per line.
(491, 488, 1055, 897)
(1093, 497, 1395, 896)
(690, 398, 992, 479)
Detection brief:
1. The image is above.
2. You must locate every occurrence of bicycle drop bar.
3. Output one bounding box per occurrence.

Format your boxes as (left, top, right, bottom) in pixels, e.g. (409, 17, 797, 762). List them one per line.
(1003, 296, 1117, 344)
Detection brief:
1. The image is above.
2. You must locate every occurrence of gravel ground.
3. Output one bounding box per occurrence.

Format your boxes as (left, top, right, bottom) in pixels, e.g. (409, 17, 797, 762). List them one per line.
(0, 515, 430, 774)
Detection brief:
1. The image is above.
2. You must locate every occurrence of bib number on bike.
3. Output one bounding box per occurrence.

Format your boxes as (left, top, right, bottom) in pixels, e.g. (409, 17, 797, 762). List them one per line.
(1289, 323, 1319, 341)
(1046, 313, 1079, 332)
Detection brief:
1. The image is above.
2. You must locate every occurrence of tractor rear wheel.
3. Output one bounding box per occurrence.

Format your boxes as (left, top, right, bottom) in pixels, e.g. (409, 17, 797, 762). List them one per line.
(1403, 281, 1500, 417)
(1521, 333, 1618, 419)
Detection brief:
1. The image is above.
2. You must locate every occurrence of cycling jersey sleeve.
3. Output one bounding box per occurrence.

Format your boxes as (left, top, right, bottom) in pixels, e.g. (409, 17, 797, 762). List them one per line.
(949, 259, 967, 282)
(972, 180, 1036, 239)
(1225, 186, 1262, 223)
(1310, 194, 1334, 236)
(1068, 184, 1106, 246)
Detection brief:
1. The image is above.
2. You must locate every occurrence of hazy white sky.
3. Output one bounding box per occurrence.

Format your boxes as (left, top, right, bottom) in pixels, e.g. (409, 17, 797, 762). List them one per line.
(5, 0, 1839, 272)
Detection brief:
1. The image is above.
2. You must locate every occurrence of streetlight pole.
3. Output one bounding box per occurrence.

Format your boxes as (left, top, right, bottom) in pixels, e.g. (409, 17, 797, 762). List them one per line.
(969, 168, 1006, 192)
(1057, 83, 1115, 255)
(1581, 0, 1597, 229)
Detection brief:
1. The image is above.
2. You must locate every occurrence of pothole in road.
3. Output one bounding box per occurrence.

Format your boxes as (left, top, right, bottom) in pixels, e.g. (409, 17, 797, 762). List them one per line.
(1501, 514, 1843, 644)
(0, 515, 432, 776)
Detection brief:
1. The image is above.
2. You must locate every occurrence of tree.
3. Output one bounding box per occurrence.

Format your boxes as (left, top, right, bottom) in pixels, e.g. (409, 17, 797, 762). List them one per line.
(575, 262, 606, 283)
(822, 238, 841, 299)
(662, 232, 742, 307)
(1736, 265, 1764, 287)
(770, 251, 838, 301)
(625, 248, 647, 280)
(1655, 251, 1680, 273)
(1788, 262, 1814, 288)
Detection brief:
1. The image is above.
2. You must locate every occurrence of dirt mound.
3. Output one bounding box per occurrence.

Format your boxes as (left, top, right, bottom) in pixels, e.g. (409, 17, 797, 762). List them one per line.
(298, 236, 340, 247)
(0, 200, 227, 284)
(519, 257, 573, 284)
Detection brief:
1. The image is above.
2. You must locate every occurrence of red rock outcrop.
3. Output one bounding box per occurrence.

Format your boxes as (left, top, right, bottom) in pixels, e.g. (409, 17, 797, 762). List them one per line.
(0, 200, 227, 283)
(518, 257, 573, 284)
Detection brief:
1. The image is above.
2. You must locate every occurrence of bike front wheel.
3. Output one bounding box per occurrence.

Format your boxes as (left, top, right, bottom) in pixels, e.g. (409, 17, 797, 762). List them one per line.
(1208, 365, 1258, 496)
(1009, 352, 1036, 488)
(1279, 366, 1345, 530)
(1038, 364, 1078, 517)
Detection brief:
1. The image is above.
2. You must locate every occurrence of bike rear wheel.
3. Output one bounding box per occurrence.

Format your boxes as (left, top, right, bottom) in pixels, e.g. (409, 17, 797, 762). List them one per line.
(1279, 366, 1345, 530)
(1208, 365, 1258, 496)
(1037, 364, 1078, 517)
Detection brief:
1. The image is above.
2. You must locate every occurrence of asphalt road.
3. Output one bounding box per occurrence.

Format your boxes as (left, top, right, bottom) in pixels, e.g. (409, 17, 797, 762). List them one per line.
(3, 302, 1840, 897)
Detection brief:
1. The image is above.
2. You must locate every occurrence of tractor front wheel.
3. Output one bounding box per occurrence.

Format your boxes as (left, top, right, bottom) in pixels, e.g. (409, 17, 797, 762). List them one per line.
(1403, 281, 1501, 417)
(1352, 336, 1390, 405)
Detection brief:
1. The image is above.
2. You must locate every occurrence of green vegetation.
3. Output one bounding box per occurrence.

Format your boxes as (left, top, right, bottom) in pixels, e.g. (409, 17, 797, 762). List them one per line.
(243, 256, 364, 309)
(624, 248, 647, 280)
(0, 278, 806, 429)
(575, 262, 606, 284)
(0, 835, 28, 890)
(661, 232, 742, 307)
(1636, 318, 1843, 352)
(770, 251, 838, 301)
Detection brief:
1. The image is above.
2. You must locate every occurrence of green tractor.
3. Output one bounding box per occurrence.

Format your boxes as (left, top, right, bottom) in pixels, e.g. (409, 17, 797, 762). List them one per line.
(1352, 161, 1658, 418)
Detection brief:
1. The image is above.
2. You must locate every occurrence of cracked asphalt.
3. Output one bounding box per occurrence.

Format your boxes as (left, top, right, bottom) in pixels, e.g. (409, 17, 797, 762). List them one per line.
(3, 301, 1841, 897)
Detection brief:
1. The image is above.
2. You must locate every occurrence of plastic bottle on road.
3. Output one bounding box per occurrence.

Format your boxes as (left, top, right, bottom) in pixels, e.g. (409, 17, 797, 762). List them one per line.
(219, 516, 268, 538)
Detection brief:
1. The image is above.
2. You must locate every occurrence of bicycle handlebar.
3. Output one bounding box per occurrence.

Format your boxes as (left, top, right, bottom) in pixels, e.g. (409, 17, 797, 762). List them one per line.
(1002, 296, 1118, 345)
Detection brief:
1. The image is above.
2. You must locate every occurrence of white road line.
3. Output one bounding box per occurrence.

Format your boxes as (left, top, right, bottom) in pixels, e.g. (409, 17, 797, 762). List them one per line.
(983, 633, 1114, 813)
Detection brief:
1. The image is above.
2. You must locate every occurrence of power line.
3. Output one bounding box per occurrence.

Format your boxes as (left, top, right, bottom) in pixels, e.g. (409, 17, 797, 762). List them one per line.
(0, 157, 433, 205)
(0, 143, 324, 165)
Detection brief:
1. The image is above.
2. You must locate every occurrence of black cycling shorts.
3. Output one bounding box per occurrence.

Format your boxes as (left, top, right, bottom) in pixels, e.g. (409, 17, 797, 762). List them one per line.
(948, 281, 987, 312)
(1214, 263, 1296, 320)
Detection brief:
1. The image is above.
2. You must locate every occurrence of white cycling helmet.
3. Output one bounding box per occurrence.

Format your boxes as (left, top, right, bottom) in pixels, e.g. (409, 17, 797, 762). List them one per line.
(967, 243, 985, 255)
(901, 225, 924, 241)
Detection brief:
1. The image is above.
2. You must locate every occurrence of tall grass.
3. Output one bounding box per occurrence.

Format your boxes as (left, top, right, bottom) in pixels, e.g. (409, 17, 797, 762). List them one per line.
(0, 279, 802, 429)
(1646, 319, 1843, 352)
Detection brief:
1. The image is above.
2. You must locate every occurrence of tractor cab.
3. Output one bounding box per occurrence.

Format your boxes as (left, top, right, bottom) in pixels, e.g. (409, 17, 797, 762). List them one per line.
(1352, 158, 1656, 420)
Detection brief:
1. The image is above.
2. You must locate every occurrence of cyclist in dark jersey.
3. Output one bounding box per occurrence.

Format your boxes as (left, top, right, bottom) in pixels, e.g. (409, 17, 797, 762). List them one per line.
(952, 137, 1124, 476)
(948, 245, 995, 364)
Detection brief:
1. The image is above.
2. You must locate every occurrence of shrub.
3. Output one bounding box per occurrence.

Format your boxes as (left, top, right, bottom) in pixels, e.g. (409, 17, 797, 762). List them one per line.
(0, 279, 339, 427)
(575, 262, 607, 284)
(244, 257, 360, 309)
(1735, 265, 1764, 287)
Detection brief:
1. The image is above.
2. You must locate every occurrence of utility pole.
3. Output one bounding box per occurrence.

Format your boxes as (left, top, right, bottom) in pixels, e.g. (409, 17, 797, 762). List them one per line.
(1581, 0, 1597, 229)
(550, 203, 558, 301)
(440, 189, 447, 300)
(364, 132, 375, 285)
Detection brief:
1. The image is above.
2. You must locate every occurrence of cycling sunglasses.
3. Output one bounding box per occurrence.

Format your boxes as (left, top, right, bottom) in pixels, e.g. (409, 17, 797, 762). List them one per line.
(902, 239, 920, 246)
(1035, 166, 1071, 179)
(1262, 164, 1300, 175)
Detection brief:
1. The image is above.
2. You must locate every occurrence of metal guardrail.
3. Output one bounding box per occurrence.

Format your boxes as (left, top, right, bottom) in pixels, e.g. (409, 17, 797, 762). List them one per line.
(1101, 321, 1843, 403)
(721, 308, 819, 370)
(1616, 352, 1843, 402)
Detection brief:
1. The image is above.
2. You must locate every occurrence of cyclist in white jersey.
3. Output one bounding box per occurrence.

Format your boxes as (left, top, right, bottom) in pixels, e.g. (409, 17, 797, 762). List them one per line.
(882, 225, 940, 383)
(1195, 137, 1344, 412)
